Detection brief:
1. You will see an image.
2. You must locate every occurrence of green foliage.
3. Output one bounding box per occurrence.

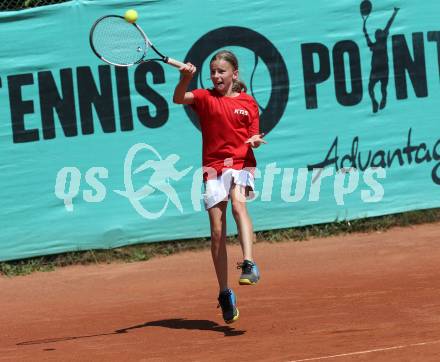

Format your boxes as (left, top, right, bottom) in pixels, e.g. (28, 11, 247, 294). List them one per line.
(1, 208, 439, 277)
(0, 0, 69, 11)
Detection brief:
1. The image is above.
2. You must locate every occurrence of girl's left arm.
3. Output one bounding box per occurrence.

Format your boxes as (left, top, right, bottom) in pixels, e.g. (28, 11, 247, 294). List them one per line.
(248, 99, 260, 137)
(246, 100, 267, 148)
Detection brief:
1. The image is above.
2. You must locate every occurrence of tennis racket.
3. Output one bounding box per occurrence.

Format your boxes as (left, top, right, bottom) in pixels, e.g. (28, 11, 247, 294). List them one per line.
(89, 15, 185, 68)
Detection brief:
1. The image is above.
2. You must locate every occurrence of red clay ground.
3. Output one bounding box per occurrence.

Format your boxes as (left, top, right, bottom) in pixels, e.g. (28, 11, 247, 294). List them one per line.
(1, 223, 440, 361)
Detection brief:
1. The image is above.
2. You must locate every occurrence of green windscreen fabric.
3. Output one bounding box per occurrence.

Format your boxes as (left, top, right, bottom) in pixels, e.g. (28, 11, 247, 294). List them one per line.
(0, 0, 439, 261)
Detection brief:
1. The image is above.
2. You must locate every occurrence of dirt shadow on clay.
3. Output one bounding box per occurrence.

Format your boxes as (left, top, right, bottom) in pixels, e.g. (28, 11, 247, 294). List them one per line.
(116, 318, 246, 336)
(17, 318, 245, 345)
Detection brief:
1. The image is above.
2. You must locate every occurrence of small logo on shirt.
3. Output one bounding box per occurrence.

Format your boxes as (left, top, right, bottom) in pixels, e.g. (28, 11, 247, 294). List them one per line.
(234, 109, 249, 116)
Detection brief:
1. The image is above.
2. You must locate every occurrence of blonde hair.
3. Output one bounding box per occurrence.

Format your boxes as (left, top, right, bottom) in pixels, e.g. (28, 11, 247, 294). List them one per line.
(210, 50, 247, 93)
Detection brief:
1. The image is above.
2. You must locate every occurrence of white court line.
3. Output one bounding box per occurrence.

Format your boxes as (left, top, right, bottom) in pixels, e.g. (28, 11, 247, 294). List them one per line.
(290, 339, 440, 362)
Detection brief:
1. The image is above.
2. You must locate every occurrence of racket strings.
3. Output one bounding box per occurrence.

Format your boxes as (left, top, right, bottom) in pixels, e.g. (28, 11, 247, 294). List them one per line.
(91, 16, 147, 66)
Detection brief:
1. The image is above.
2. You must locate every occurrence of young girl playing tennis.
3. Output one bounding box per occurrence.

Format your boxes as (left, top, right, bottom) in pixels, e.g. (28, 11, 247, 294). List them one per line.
(173, 50, 266, 324)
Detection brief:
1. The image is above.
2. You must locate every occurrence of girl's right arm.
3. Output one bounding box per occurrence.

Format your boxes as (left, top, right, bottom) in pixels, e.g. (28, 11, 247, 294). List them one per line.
(173, 63, 197, 105)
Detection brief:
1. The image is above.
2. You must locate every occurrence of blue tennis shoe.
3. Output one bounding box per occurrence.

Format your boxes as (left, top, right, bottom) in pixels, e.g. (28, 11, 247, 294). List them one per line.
(237, 260, 260, 285)
(218, 288, 239, 324)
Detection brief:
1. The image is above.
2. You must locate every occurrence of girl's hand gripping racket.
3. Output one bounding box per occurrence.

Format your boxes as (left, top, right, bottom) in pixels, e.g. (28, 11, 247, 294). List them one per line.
(89, 15, 185, 68)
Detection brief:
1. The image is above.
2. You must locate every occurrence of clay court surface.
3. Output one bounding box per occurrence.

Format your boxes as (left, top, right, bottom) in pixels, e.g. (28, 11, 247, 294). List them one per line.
(1, 222, 440, 361)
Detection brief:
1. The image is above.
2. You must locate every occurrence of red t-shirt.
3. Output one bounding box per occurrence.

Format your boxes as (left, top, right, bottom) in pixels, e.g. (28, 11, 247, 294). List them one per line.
(191, 88, 260, 179)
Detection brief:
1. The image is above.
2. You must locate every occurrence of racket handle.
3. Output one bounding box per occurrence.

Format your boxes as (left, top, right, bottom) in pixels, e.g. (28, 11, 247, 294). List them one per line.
(165, 57, 186, 69)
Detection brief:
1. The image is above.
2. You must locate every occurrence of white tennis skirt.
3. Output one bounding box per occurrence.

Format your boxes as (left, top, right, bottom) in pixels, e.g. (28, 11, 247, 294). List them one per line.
(203, 168, 255, 210)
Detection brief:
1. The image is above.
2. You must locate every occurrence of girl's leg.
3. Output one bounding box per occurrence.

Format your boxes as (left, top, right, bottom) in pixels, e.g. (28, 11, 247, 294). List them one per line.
(231, 184, 260, 285)
(230, 184, 254, 261)
(207, 201, 228, 291)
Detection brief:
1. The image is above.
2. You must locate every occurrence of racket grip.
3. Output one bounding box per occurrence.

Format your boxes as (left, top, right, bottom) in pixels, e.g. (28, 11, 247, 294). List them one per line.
(165, 57, 186, 69)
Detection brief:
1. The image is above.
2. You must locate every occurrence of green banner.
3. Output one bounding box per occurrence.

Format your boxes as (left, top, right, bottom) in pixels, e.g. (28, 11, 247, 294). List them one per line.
(1, 0, 439, 261)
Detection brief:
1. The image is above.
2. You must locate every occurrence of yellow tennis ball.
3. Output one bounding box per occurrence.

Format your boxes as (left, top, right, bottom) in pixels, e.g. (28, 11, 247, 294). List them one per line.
(124, 9, 138, 23)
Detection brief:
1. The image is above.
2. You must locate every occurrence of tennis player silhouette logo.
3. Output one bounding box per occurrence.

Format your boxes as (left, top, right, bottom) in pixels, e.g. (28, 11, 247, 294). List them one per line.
(114, 143, 192, 219)
(361, 1, 399, 113)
